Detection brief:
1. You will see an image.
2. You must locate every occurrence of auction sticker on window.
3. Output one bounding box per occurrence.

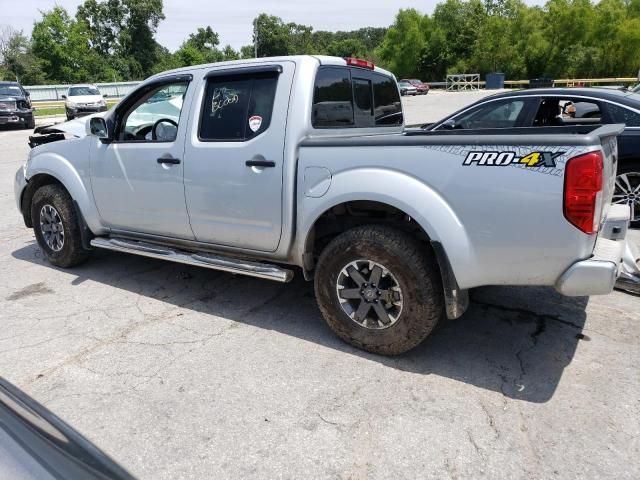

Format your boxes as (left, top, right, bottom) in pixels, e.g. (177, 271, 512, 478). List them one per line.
(249, 115, 263, 132)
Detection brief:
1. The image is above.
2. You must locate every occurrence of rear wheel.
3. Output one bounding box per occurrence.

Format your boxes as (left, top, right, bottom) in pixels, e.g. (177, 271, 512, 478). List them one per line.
(314, 225, 444, 355)
(613, 160, 640, 228)
(31, 184, 90, 268)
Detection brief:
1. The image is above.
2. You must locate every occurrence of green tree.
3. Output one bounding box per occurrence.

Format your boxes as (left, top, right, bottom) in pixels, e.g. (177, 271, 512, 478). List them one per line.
(254, 14, 293, 57)
(0, 26, 44, 83)
(327, 38, 367, 58)
(76, 0, 165, 79)
(376, 9, 430, 78)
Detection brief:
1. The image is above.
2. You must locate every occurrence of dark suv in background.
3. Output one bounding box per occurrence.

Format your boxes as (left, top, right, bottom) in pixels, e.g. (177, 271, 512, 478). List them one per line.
(0, 81, 35, 129)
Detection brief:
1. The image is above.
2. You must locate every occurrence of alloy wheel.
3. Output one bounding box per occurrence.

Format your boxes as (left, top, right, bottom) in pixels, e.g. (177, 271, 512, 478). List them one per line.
(39, 204, 65, 252)
(335, 260, 403, 330)
(613, 172, 640, 223)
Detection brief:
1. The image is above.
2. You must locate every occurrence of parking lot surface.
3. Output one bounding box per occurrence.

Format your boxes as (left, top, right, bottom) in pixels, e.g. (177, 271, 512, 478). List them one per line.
(1, 94, 639, 479)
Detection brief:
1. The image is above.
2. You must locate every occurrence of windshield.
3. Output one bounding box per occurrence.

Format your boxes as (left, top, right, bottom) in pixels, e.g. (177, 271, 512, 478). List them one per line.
(69, 86, 100, 96)
(0, 85, 22, 96)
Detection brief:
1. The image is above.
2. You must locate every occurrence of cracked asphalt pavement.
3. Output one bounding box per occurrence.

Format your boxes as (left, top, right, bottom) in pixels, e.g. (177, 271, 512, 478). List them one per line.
(1, 96, 639, 479)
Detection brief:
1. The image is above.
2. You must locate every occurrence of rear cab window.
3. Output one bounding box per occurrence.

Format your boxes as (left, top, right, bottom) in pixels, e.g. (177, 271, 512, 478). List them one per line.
(312, 66, 402, 129)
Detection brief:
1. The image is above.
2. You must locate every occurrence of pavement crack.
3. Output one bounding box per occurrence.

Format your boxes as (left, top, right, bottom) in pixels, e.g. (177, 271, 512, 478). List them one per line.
(478, 401, 500, 440)
(473, 299, 581, 331)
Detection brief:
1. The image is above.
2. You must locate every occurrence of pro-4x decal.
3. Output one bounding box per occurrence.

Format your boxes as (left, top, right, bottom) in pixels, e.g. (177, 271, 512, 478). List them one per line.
(463, 151, 564, 168)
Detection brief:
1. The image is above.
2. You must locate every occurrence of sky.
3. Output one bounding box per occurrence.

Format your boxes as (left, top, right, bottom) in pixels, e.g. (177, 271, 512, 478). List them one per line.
(1, 0, 546, 52)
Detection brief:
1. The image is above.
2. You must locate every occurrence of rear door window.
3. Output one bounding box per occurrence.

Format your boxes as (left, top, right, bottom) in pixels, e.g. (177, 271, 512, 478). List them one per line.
(605, 103, 640, 126)
(199, 73, 278, 141)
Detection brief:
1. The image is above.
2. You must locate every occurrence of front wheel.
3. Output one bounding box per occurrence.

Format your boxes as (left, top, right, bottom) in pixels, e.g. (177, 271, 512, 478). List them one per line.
(31, 184, 90, 268)
(314, 225, 444, 355)
(613, 160, 640, 228)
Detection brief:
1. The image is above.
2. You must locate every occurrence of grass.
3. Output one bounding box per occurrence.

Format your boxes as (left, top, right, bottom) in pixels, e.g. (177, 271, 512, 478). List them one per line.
(34, 107, 65, 117)
(32, 100, 119, 117)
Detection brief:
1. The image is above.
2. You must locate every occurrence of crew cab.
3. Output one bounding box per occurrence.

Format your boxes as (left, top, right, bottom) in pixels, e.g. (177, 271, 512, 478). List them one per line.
(15, 56, 631, 355)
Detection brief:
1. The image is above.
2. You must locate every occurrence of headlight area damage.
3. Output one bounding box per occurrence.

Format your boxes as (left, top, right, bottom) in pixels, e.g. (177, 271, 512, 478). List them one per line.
(28, 118, 89, 148)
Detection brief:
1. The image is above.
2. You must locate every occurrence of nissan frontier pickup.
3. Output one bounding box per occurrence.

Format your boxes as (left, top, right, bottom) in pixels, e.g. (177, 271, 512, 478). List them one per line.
(15, 56, 631, 355)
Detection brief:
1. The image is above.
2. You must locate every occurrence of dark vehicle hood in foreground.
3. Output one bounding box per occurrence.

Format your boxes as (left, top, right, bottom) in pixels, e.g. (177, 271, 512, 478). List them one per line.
(0, 377, 134, 480)
(0, 93, 27, 101)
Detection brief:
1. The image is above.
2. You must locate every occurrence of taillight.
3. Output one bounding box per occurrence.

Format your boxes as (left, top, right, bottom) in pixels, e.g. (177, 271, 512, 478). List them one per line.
(345, 57, 375, 70)
(563, 151, 604, 234)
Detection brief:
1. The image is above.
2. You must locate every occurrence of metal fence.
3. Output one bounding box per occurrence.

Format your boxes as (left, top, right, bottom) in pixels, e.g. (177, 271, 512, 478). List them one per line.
(23, 81, 141, 101)
(446, 74, 481, 91)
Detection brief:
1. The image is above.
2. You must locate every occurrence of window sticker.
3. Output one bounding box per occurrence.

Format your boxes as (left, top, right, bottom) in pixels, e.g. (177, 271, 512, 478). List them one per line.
(211, 88, 239, 114)
(249, 115, 263, 132)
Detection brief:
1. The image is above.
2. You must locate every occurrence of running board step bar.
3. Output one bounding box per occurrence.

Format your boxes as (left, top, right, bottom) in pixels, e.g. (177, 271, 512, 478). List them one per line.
(90, 237, 294, 283)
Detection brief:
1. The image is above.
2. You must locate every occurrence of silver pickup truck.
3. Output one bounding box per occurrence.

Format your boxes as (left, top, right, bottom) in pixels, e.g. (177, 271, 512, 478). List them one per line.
(15, 56, 631, 355)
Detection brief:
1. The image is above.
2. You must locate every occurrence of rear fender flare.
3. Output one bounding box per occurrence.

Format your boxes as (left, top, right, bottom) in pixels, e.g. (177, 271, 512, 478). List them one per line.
(296, 168, 476, 288)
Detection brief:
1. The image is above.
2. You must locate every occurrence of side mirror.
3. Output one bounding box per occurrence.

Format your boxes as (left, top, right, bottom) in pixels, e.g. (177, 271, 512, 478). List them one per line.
(88, 117, 111, 143)
(441, 119, 456, 130)
(61, 94, 67, 99)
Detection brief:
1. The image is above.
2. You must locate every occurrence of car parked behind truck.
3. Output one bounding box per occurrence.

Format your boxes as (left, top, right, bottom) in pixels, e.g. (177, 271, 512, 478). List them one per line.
(16, 56, 631, 355)
(0, 81, 35, 129)
(421, 88, 640, 227)
(63, 84, 108, 121)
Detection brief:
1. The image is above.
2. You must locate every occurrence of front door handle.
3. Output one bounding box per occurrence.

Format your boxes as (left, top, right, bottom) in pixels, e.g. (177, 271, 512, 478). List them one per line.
(157, 156, 181, 165)
(246, 160, 275, 168)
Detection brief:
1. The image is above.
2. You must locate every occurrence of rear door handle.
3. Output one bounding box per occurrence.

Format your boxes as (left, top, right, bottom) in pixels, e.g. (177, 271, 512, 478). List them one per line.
(246, 160, 275, 168)
(157, 156, 181, 165)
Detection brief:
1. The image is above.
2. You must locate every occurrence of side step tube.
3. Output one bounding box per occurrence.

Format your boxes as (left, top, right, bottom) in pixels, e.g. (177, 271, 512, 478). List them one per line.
(90, 238, 294, 283)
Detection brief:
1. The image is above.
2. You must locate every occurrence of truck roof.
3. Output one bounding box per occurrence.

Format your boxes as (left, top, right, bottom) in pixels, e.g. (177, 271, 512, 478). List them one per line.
(149, 55, 395, 81)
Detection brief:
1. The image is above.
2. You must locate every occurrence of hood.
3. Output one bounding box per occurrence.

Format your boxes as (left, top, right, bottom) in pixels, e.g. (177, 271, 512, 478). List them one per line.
(0, 94, 25, 100)
(66, 94, 103, 104)
(35, 111, 107, 138)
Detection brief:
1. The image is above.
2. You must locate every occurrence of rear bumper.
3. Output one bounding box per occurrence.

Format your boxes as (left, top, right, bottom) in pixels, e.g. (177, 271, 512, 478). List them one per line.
(555, 204, 630, 296)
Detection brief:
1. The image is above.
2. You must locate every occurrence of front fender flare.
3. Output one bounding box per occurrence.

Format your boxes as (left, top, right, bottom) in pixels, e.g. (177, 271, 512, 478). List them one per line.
(26, 151, 104, 235)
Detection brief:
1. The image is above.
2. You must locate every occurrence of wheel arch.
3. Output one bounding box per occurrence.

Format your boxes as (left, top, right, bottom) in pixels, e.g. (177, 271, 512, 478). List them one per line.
(297, 195, 471, 319)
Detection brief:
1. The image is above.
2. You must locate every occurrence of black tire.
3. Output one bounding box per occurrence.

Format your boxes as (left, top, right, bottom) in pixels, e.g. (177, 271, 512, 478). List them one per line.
(615, 160, 640, 228)
(66, 113, 74, 121)
(25, 116, 35, 130)
(31, 184, 90, 268)
(314, 225, 444, 355)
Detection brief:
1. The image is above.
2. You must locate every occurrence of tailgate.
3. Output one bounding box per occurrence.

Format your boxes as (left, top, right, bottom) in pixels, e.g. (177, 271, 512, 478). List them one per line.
(595, 124, 624, 224)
